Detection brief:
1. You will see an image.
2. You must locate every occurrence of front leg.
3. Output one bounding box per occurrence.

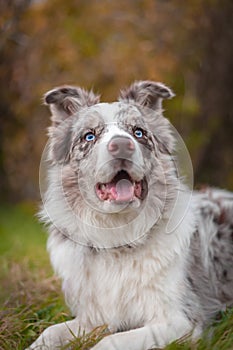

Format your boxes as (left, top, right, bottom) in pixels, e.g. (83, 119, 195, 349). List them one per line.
(92, 319, 194, 350)
(26, 318, 89, 350)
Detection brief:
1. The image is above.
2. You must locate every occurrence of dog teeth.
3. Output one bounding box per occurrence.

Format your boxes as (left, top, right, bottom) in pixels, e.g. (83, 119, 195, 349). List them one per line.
(100, 184, 106, 191)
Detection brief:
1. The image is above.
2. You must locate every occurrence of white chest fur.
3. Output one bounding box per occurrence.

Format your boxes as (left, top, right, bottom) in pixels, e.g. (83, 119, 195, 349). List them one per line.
(48, 228, 189, 332)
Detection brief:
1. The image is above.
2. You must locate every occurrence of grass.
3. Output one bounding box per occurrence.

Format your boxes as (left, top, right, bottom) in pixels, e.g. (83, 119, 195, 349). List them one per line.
(0, 204, 233, 350)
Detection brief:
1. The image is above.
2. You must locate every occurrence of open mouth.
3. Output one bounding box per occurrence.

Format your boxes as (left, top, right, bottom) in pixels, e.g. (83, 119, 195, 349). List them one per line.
(96, 170, 148, 203)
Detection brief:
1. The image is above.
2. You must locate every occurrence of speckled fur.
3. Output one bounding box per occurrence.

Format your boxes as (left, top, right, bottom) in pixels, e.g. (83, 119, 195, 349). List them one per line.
(28, 81, 233, 350)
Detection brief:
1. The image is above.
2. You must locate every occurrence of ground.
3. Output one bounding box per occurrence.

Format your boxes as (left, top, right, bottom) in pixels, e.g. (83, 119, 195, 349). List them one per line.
(0, 204, 232, 350)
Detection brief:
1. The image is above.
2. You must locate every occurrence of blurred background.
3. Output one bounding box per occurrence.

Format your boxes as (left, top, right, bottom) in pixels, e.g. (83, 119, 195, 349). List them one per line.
(0, 2, 233, 347)
(0, 0, 233, 204)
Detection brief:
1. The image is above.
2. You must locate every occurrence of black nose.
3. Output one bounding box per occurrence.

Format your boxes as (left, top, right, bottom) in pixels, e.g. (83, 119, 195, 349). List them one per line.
(108, 136, 135, 157)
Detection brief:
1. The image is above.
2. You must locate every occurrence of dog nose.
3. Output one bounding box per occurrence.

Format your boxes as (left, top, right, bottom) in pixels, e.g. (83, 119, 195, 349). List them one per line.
(108, 136, 135, 157)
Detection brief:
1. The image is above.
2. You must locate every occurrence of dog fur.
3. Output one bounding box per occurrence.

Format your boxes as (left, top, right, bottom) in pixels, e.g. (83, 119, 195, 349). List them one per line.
(28, 81, 233, 350)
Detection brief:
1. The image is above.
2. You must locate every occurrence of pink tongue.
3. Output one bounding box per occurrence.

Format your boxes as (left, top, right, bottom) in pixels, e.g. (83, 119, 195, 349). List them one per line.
(110, 179, 134, 202)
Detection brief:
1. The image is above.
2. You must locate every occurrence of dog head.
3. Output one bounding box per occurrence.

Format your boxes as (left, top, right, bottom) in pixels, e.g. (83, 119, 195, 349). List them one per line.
(43, 81, 180, 247)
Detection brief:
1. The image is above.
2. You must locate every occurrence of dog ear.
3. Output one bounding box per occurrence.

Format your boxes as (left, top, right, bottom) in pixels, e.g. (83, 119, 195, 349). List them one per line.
(120, 81, 175, 154)
(45, 86, 99, 163)
(44, 86, 100, 125)
(119, 81, 174, 109)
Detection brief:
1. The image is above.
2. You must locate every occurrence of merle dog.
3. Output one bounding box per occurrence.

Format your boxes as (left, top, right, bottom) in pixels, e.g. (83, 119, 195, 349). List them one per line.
(28, 81, 233, 350)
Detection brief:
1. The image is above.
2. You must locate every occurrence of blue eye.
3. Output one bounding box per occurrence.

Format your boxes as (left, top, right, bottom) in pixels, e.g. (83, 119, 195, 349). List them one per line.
(85, 132, 96, 142)
(134, 129, 143, 138)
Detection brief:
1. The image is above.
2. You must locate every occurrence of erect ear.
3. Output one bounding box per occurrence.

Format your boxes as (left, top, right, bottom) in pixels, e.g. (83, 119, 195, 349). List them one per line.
(119, 81, 174, 109)
(44, 86, 100, 125)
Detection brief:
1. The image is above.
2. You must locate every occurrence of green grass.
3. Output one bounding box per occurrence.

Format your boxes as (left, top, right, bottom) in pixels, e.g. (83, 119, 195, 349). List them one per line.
(0, 204, 232, 349)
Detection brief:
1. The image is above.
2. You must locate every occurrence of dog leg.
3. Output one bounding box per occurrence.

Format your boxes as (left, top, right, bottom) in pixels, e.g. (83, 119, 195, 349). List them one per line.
(91, 320, 193, 350)
(26, 318, 88, 350)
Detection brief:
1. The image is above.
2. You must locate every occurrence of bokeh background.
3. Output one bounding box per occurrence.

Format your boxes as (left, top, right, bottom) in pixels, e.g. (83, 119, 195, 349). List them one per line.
(0, 2, 233, 348)
(0, 0, 233, 203)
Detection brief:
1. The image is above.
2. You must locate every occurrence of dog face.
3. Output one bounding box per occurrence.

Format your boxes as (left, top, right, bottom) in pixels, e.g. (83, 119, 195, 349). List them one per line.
(67, 102, 156, 214)
(43, 81, 179, 247)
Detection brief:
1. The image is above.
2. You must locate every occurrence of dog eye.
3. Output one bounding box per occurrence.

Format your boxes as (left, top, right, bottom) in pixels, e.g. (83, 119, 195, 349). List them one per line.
(84, 132, 96, 142)
(134, 128, 144, 138)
